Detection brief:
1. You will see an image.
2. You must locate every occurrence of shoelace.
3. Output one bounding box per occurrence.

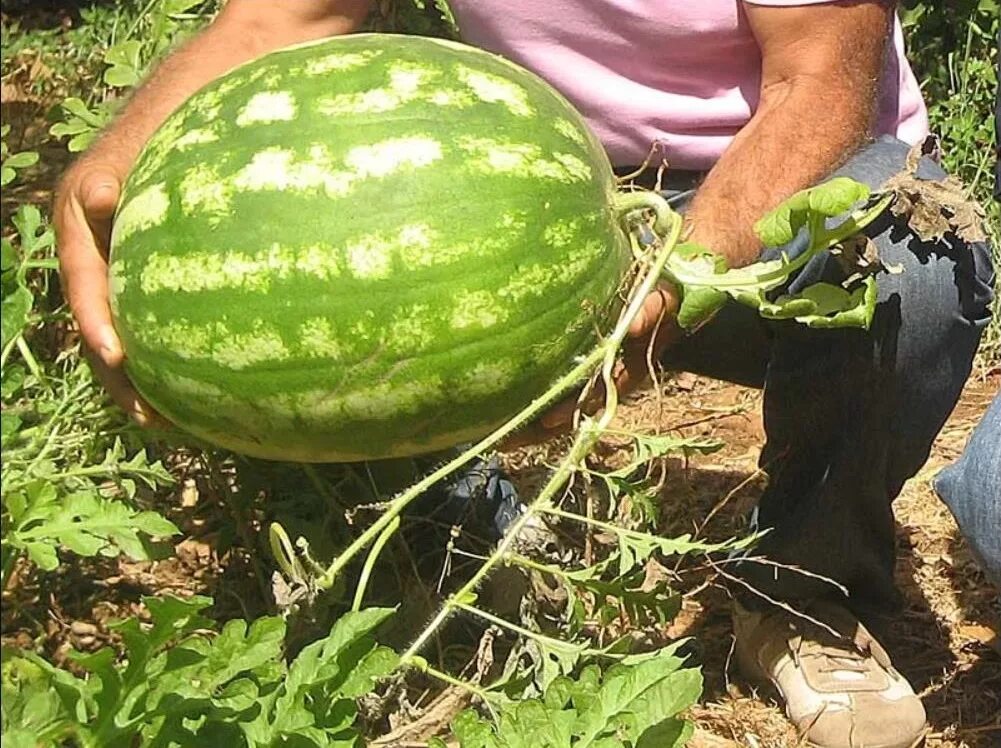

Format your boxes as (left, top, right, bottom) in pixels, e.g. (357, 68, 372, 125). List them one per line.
(791, 633, 880, 678)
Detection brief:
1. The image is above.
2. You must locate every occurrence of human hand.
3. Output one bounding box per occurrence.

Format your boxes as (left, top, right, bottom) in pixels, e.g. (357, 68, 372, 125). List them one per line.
(504, 283, 682, 448)
(54, 159, 165, 427)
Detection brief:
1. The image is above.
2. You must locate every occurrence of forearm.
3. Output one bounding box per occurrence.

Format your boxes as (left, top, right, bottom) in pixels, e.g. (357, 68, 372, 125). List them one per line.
(84, 0, 370, 170)
(684, 80, 875, 267)
(685, 1, 892, 268)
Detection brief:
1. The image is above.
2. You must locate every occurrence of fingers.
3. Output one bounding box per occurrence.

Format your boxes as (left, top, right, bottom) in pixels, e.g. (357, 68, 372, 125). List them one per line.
(55, 168, 123, 369)
(627, 283, 681, 338)
(79, 170, 120, 251)
(56, 165, 167, 429)
(628, 288, 667, 337)
(87, 349, 169, 429)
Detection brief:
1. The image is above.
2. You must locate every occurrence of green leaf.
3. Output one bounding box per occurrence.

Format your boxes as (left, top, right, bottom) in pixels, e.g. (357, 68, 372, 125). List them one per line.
(451, 652, 700, 747)
(575, 653, 701, 746)
(1, 285, 32, 349)
(636, 719, 693, 748)
(4, 151, 39, 169)
(12, 204, 54, 259)
(807, 176, 871, 217)
(754, 177, 871, 247)
(1, 363, 26, 398)
(103, 40, 143, 88)
(626, 434, 724, 469)
(57, 97, 106, 126)
(162, 0, 206, 16)
(1, 652, 81, 746)
(1, 412, 22, 444)
(8, 487, 180, 571)
(758, 276, 877, 329)
(753, 190, 811, 248)
(661, 178, 888, 332)
(450, 709, 502, 748)
(260, 607, 397, 743)
(50, 99, 113, 152)
(676, 286, 727, 330)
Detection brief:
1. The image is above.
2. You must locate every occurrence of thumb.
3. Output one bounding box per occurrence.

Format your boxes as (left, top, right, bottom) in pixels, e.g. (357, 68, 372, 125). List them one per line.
(79, 169, 122, 222)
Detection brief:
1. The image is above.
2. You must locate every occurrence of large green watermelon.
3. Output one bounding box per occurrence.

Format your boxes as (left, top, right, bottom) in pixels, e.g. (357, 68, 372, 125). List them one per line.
(109, 33, 633, 462)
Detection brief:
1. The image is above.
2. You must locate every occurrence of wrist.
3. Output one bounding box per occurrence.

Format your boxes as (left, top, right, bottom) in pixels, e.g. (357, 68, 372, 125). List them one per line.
(683, 209, 761, 269)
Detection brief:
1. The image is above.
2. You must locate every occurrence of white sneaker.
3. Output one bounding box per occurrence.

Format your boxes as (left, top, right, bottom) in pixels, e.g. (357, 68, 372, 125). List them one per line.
(733, 600, 927, 748)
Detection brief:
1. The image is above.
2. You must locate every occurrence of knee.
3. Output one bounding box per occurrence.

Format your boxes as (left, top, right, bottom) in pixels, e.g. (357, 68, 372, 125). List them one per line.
(934, 395, 1001, 584)
(830, 135, 947, 188)
(866, 206, 995, 337)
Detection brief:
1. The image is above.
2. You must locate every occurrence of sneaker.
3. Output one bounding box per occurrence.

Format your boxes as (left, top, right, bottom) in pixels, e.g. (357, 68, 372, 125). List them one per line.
(733, 599, 927, 748)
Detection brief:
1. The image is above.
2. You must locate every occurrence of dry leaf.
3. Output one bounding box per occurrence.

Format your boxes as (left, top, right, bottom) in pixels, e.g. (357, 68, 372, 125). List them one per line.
(882, 137, 989, 244)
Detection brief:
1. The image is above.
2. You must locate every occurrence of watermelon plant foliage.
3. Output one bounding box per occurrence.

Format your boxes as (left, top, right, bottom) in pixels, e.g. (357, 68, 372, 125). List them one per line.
(431, 644, 701, 748)
(1, 166, 177, 590)
(1, 598, 399, 748)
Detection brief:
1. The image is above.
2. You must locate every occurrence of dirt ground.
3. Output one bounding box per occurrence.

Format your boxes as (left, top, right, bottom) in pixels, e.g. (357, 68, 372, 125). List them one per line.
(5, 370, 997, 747)
(610, 372, 1001, 748)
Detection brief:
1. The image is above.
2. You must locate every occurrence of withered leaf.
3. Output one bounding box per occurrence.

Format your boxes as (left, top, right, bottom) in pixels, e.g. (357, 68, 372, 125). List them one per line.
(881, 139, 988, 244)
(834, 234, 885, 282)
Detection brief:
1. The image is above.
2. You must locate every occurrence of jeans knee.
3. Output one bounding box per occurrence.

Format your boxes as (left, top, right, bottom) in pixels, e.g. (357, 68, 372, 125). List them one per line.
(831, 135, 947, 187)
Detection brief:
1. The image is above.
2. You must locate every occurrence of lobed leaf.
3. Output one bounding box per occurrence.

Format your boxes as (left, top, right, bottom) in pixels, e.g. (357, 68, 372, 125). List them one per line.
(8, 487, 180, 570)
(449, 650, 700, 747)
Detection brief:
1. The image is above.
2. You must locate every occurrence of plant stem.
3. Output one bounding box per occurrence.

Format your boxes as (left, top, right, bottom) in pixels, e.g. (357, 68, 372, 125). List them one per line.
(351, 516, 399, 612)
(15, 337, 46, 387)
(503, 551, 573, 580)
(454, 601, 585, 653)
(399, 205, 684, 669)
(409, 659, 491, 702)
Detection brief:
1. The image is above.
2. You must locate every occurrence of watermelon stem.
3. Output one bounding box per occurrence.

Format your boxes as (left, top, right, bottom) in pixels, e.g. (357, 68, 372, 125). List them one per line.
(611, 190, 676, 238)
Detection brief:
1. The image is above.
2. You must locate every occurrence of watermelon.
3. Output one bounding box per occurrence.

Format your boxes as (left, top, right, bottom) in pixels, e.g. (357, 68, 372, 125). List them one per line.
(109, 33, 634, 462)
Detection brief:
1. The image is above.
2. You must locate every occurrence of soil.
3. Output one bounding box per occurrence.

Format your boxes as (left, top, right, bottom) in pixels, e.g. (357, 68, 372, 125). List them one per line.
(3, 372, 998, 746)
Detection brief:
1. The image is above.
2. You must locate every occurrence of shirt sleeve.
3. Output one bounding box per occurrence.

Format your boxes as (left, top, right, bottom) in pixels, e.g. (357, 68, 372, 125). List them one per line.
(742, 1, 851, 5)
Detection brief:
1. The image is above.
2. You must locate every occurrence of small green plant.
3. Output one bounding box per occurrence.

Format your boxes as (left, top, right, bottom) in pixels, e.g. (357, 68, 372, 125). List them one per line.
(1, 598, 398, 747)
(0, 125, 38, 187)
(49, 1, 219, 151)
(434, 646, 701, 748)
(2, 98, 177, 591)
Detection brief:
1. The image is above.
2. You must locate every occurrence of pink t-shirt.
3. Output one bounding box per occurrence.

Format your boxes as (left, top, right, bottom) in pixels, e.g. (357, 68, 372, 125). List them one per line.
(447, 1, 929, 169)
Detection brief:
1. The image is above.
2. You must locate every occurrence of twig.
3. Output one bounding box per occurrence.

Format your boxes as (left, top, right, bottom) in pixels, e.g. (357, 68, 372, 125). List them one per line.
(704, 557, 842, 640)
(695, 463, 768, 538)
(691, 555, 849, 598)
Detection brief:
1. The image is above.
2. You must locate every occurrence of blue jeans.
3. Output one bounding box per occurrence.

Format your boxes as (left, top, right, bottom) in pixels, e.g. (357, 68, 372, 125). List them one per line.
(935, 392, 1001, 588)
(638, 137, 996, 612)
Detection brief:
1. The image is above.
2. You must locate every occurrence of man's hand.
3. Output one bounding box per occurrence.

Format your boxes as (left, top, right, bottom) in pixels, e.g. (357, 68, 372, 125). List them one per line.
(505, 284, 682, 448)
(55, 159, 163, 426)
